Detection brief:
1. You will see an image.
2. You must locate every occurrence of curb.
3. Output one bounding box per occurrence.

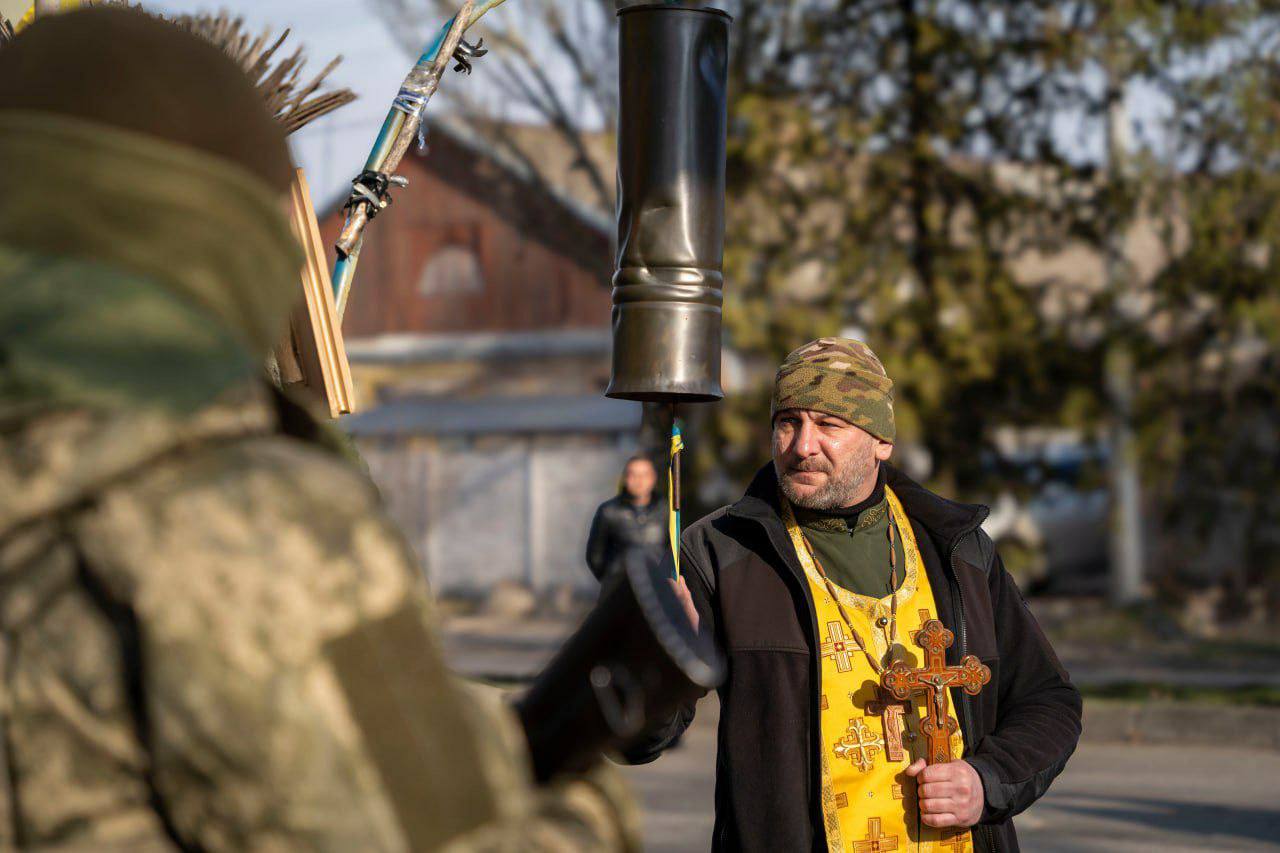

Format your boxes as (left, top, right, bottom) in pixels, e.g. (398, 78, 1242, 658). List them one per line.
(1082, 699, 1280, 751)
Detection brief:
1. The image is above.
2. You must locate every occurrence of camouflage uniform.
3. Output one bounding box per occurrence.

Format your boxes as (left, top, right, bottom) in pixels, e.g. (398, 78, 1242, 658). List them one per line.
(0, 384, 636, 851)
(770, 337, 896, 442)
(0, 15, 636, 847)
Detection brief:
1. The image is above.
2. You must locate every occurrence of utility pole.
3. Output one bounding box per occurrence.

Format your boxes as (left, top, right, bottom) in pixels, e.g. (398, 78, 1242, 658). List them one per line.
(1104, 56, 1146, 606)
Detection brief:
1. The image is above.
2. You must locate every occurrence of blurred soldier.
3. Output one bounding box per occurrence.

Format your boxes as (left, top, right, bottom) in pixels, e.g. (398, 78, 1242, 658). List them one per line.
(585, 456, 666, 589)
(627, 338, 1082, 853)
(0, 9, 634, 851)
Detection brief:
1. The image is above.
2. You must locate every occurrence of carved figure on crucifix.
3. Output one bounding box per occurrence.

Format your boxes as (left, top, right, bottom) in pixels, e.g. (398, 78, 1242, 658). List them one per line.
(832, 718, 884, 772)
(880, 619, 990, 765)
(820, 620, 856, 672)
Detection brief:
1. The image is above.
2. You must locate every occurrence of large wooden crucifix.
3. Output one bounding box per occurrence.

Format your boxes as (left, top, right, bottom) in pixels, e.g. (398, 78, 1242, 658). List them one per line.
(880, 620, 990, 765)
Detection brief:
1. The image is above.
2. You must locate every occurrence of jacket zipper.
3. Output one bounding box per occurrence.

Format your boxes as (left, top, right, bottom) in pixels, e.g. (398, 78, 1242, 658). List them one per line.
(756, 518, 825, 849)
(949, 537, 998, 853)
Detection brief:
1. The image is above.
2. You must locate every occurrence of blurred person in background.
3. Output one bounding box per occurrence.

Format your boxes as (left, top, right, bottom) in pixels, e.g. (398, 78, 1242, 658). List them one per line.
(626, 338, 1082, 853)
(0, 9, 634, 850)
(585, 455, 667, 590)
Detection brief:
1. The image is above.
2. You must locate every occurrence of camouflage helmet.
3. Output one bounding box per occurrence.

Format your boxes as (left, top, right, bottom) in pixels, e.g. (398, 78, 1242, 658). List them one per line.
(770, 337, 895, 442)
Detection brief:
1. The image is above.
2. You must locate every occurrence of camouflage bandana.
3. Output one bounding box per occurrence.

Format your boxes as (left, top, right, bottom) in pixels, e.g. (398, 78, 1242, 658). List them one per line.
(770, 337, 896, 442)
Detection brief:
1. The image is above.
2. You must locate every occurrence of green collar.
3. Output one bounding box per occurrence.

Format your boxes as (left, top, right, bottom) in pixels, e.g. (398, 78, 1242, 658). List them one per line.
(796, 496, 889, 535)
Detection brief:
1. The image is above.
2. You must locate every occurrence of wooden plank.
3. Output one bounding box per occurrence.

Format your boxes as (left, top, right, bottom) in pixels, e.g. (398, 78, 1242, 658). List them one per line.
(285, 167, 356, 417)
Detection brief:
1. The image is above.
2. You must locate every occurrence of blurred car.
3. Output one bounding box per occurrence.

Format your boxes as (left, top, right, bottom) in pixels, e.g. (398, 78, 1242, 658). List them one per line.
(980, 446, 1110, 593)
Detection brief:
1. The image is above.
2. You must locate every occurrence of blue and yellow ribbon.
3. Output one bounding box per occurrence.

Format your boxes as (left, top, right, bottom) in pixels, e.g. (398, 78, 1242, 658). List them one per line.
(668, 422, 684, 579)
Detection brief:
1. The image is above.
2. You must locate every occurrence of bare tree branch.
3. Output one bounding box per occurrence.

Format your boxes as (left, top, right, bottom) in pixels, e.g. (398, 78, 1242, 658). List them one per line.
(371, 0, 617, 215)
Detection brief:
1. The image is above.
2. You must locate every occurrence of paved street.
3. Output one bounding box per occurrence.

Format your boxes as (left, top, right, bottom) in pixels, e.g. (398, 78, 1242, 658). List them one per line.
(441, 610, 1280, 693)
(621, 696, 1280, 852)
(440, 614, 1280, 850)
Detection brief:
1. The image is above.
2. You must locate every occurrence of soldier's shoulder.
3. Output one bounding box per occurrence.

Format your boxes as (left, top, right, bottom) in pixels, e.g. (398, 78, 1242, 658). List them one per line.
(77, 432, 421, 656)
(142, 432, 382, 521)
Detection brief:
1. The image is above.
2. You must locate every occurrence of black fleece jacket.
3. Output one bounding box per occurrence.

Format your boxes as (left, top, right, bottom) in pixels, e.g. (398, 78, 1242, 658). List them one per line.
(623, 463, 1082, 853)
(585, 494, 668, 585)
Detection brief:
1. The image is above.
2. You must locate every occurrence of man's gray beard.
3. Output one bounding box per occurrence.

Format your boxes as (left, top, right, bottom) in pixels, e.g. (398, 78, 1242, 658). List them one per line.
(776, 459, 872, 510)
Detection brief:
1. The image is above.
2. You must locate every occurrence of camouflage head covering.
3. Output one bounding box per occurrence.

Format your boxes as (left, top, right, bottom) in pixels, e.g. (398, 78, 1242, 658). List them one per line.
(0, 9, 301, 415)
(770, 337, 896, 442)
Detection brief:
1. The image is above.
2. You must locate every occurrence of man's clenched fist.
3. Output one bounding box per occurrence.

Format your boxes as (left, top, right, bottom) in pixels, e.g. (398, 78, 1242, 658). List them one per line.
(904, 758, 984, 827)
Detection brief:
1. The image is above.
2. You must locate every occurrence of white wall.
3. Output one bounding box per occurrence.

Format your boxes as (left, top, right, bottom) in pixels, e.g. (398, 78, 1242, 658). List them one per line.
(360, 434, 631, 596)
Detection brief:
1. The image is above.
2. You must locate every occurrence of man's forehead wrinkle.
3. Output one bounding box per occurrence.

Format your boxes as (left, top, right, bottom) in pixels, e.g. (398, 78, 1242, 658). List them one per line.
(774, 408, 855, 428)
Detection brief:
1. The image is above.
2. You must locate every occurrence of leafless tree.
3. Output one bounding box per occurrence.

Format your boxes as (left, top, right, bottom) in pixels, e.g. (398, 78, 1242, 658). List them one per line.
(372, 0, 617, 215)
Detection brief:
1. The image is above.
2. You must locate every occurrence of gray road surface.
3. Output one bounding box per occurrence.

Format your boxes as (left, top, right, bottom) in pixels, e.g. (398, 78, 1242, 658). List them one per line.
(440, 612, 1280, 690)
(439, 615, 1280, 850)
(621, 696, 1280, 852)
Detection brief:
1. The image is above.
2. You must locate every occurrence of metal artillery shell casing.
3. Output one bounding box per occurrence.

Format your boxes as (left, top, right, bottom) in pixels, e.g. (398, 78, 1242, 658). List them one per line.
(607, 3, 731, 404)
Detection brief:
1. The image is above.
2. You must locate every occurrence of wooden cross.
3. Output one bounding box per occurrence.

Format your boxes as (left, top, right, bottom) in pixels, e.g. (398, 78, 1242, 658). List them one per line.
(819, 621, 856, 672)
(832, 718, 884, 772)
(852, 817, 899, 853)
(907, 609, 932, 642)
(880, 619, 991, 765)
(866, 688, 911, 761)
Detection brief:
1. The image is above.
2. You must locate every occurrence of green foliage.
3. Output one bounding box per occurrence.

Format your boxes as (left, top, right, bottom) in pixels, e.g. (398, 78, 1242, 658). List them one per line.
(698, 2, 1280, 601)
(703, 1, 1131, 494)
(1124, 8, 1280, 604)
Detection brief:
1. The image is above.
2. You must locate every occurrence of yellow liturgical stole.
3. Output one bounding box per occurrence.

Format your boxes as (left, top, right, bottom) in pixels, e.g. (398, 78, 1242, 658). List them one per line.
(785, 487, 972, 853)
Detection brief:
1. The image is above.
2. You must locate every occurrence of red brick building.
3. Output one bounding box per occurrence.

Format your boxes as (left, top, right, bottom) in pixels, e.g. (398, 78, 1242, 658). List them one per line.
(324, 121, 640, 597)
(319, 122, 613, 341)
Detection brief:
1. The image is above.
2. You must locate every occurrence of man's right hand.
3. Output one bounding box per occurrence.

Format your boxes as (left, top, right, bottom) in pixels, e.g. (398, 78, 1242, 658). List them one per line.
(668, 575, 699, 633)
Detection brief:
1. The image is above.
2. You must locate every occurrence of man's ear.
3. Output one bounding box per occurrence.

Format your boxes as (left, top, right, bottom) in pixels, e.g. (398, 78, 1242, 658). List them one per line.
(874, 441, 894, 462)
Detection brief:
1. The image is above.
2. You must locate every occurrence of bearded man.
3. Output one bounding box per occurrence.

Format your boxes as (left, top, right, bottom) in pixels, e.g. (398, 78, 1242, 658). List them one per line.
(634, 338, 1082, 853)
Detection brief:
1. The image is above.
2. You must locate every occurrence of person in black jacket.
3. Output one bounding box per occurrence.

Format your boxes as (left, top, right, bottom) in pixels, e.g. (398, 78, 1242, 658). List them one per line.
(635, 338, 1082, 853)
(586, 456, 668, 588)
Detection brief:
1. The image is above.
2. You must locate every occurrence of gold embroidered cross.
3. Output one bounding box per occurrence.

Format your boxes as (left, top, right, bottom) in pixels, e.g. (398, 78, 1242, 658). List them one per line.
(820, 621, 855, 672)
(938, 829, 970, 850)
(833, 718, 884, 772)
(852, 817, 899, 853)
